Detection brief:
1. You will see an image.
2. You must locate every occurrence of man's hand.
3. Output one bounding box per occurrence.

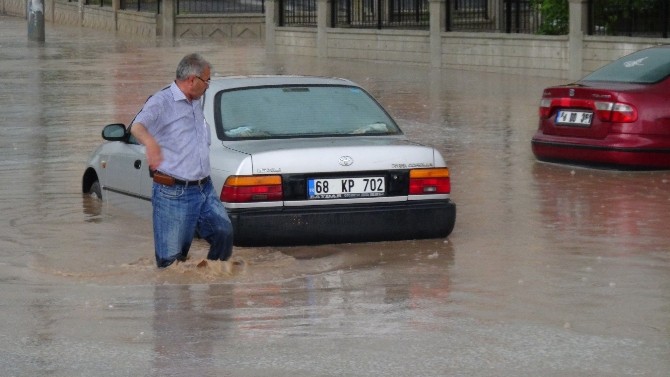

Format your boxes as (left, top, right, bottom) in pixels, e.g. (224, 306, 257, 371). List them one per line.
(145, 142, 163, 172)
(129, 123, 163, 171)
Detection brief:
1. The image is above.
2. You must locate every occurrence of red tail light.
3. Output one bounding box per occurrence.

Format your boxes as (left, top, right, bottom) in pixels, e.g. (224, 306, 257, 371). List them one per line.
(409, 168, 451, 195)
(594, 101, 637, 123)
(539, 98, 552, 118)
(221, 175, 283, 203)
(541, 97, 637, 123)
(541, 98, 592, 119)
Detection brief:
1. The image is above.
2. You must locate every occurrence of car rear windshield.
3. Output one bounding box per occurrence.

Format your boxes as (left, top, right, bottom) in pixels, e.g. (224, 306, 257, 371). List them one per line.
(214, 85, 402, 140)
(582, 47, 670, 84)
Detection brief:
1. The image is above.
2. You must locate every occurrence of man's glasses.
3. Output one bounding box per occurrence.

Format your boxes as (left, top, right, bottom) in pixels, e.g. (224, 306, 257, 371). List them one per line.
(195, 76, 210, 85)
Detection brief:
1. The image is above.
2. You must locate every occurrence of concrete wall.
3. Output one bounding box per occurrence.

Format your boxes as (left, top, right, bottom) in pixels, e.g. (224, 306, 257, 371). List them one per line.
(52, 2, 81, 27)
(117, 10, 157, 38)
(4, 0, 667, 80)
(82, 5, 116, 32)
(267, 0, 670, 80)
(2, 0, 26, 16)
(272, 26, 575, 78)
(328, 29, 431, 64)
(177, 14, 264, 39)
(274, 27, 318, 56)
(441, 33, 568, 78)
(1, 0, 264, 40)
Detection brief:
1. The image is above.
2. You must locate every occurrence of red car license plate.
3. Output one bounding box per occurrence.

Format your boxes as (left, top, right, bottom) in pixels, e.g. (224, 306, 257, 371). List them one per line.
(556, 110, 593, 126)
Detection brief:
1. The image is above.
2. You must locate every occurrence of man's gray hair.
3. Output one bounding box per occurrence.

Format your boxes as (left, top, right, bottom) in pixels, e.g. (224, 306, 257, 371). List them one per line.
(176, 53, 211, 81)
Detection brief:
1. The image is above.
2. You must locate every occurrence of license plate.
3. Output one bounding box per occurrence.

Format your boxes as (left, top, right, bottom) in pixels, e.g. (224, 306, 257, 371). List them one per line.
(556, 110, 593, 126)
(307, 177, 385, 199)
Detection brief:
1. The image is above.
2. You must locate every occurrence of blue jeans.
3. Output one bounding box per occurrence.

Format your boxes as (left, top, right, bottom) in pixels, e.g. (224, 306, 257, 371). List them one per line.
(151, 180, 233, 268)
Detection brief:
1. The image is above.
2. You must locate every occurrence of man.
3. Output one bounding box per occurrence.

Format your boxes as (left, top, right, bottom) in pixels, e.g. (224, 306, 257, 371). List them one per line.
(130, 53, 233, 268)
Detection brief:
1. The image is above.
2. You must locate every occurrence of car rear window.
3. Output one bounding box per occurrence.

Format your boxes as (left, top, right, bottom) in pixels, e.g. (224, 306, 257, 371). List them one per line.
(214, 85, 402, 140)
(582, 47, 670, 84)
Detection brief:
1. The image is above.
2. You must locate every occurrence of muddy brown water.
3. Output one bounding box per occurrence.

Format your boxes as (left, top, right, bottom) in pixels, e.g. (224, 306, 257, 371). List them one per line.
(0, 15, 668, 376)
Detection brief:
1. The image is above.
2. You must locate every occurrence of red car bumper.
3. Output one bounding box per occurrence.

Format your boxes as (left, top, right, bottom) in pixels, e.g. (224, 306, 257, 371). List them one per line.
(531, 132, 670, 169)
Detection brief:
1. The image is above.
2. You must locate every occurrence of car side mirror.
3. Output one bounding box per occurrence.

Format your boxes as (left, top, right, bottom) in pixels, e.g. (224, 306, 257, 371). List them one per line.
(101, 123, 128, 142)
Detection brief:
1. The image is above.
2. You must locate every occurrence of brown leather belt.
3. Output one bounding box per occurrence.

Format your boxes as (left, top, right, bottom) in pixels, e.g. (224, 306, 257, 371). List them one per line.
(153, 171, 210, 187)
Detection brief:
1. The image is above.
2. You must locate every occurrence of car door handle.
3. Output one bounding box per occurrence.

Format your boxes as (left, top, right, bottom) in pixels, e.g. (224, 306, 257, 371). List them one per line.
(134, 160, 142, 169)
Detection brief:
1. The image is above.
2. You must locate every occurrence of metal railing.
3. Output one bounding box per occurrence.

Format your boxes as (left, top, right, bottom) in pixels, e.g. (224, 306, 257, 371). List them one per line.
(588, 0, 669, 38)
(332, 0, 429, 29)
(178, 0, 265, 14)
(447, 0, 543, 34)
(279, 0, 318, 26)
(109, 0, 668, 39)
(281, 0, 544, 33)
(502, 0, 540, 33)
(119, 0, 265, 13)
(448, 0, 492, 31)
(121, 0, 159, 12)
(85, 0, 113, 6)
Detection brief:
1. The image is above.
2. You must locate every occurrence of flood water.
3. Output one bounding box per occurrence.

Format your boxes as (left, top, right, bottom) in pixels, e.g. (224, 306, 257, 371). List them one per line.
(1, 15, 669, 376)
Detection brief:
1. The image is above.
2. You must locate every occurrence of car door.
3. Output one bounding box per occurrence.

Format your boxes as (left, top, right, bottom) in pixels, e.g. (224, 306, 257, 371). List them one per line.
(102, 138, 147, 200)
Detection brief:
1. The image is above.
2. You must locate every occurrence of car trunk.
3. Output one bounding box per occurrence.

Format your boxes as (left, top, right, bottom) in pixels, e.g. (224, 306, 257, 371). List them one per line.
(226, 136, 437, 174)
(225, 136, 439, 201)
(540, 83, 641, 139)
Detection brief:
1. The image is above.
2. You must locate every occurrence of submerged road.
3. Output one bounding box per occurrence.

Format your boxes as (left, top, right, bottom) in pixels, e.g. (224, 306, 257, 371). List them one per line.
(0, 15, 668, 376)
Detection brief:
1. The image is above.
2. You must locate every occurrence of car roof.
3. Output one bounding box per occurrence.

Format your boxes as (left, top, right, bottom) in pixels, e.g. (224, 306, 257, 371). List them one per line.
(207, 75, 359, 91)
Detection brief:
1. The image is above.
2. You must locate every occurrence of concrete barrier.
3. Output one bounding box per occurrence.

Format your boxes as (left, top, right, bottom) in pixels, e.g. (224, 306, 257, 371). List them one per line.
(0, 0, 264, 40)
(2, 0, 666, 79)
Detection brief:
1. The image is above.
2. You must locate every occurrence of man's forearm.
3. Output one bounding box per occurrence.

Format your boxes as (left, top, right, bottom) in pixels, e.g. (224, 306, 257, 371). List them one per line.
(130, 123, 163, 171)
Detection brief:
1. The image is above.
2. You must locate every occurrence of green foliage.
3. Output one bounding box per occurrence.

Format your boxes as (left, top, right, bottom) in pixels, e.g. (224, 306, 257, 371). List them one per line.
(595, 0, 661, 35)
(531, 0, 569, 35)
(531, 0, 661, 36)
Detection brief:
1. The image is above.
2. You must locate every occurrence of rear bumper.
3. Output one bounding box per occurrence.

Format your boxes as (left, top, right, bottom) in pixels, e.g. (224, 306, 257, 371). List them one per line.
(531, 133, 670, 169)
(228, 199, 456, 247)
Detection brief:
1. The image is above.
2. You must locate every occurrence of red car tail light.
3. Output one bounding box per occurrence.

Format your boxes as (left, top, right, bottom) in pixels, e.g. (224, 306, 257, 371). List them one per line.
(540, 98, 592, 118)
(594, 101, 638, 123)
(539, 98, 552, 118)
(409, 168, 451, 195)
(542, 97, 638, 123)
(221, 175, 283, 203)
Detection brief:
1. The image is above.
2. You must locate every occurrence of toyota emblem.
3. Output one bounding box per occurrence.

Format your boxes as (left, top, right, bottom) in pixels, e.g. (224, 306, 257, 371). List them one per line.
(339, 156, 354, 166)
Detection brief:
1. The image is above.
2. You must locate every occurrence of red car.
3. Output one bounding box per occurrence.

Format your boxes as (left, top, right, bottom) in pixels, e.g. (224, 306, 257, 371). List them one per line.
(531, 45, 670, 169)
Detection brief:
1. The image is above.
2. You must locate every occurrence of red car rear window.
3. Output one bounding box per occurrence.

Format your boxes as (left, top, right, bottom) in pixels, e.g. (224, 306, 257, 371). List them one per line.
(582, 47, 670, 84)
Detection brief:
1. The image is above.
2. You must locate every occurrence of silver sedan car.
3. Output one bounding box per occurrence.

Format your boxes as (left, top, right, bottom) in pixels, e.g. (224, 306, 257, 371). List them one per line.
(82, 75, 456, 246)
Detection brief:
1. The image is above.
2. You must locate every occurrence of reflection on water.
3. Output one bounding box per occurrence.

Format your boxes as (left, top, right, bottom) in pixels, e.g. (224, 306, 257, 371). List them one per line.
(151, 284, 233, 375)
(533, 162, 670, 246)
(1, 14, 669, 376)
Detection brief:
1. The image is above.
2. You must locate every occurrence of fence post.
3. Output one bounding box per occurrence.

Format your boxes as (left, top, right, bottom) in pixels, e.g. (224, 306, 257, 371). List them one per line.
(568, 0, 587, 80)
(429, 0, 445, 68)
(265, 0, 278, 54)
(161, 0, 175, 38)
(111, 0, 118, 31)
(317, 0, 330, 58)
(78, 0, 84, 26)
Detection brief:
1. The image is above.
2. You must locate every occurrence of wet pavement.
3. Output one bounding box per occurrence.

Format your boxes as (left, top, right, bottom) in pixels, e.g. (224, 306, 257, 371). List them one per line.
(1, 15, 669, 376)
